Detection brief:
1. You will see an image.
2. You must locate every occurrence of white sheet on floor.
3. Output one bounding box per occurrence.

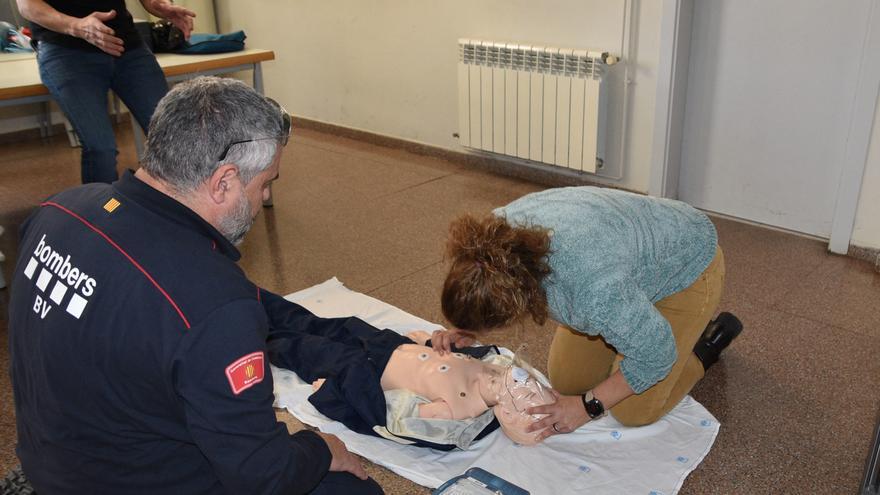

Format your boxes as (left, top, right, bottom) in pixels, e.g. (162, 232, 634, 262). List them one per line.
(273, 278, 720, 495)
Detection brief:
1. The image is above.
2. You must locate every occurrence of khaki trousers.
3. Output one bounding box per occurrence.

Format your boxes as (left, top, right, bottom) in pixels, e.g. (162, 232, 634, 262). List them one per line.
(547, 247, 725, 426)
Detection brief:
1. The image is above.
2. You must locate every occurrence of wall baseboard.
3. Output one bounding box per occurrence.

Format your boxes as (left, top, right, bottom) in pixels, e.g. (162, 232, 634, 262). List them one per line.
(848, 244, 880, 272)
(291, 116, 628, 191)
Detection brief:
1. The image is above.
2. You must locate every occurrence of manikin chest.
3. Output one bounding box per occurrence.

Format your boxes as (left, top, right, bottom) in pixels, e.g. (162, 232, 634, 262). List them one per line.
(380, 344, 500, 420)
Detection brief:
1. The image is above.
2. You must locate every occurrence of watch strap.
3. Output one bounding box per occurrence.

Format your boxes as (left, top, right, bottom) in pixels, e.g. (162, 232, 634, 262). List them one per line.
(581, 390, 607, 419)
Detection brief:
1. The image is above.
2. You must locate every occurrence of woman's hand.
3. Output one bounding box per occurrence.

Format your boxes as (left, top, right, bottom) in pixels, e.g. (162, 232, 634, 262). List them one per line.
(526, 390, 590, 441)
(430, 329, 476, 355)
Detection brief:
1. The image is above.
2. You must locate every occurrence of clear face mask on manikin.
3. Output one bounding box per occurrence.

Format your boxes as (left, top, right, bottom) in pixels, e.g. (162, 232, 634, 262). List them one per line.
(500, 342, 552, 416)
(488, 340, 555, 445)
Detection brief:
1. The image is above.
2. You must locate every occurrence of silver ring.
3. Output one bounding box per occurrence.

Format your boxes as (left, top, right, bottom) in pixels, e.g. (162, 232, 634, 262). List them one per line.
(552, 423, 561, 433)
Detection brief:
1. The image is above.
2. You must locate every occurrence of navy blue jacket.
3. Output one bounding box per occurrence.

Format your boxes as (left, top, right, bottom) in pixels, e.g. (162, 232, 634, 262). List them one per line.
(9, 171, 331, 494)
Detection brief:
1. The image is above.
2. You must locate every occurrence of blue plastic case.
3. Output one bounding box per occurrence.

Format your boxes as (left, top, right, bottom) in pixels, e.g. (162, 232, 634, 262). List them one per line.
(433, 467, 529, 495)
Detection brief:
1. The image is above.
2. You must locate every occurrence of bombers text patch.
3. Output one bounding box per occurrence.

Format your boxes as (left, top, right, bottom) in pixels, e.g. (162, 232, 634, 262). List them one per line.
(225, 352, 265, 395)
(24, 234, 98, 320)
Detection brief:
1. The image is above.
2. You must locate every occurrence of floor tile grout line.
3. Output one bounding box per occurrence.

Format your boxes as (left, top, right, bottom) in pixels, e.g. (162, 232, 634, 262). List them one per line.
(373, 173, 457, 200)
(768, 305, 880, 342)
(364, 260, 443, 294)
(296, 140, 460, 174)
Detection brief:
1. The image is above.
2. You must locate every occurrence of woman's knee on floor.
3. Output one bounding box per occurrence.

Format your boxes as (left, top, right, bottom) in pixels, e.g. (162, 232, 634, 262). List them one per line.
(610, 402, 667, 428)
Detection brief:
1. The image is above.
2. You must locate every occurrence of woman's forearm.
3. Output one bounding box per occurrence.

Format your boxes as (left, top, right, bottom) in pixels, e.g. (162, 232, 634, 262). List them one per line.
(591, 370, 634, 410)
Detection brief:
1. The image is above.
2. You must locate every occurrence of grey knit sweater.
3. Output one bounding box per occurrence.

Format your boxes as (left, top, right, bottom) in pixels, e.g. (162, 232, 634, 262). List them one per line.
(495, 186, 717, 394)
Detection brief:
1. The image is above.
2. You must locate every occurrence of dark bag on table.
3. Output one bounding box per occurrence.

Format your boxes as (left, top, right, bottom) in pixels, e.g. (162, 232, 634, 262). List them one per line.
(150, 20, 184, 52)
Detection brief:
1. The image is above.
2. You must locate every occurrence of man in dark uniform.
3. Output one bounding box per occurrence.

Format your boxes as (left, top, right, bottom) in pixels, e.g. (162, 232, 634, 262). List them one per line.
(8, 77, 383, 494)
(17, 0, 195, 183)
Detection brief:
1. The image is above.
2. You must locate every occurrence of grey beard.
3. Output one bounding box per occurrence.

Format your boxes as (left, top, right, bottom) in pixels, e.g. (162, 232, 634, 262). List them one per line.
(218, 193, 254, 246)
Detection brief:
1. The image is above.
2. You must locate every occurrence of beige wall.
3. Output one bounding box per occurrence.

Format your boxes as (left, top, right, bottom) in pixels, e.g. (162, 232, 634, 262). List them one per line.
(214, 0, 662, 192)
(852, 101, 880, 250)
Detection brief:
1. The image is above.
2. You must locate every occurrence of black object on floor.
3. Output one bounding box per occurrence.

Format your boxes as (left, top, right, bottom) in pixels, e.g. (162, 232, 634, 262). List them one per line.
(693, 312, 743, 371)
(862, 409, 880, 495)
(1, 466, 35, 495)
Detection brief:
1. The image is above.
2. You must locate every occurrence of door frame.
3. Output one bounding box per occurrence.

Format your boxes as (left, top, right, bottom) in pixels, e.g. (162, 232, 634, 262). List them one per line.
(648, 0, 693, 199)
(650, 0, 880, 254)
(829, 1, 880, 254)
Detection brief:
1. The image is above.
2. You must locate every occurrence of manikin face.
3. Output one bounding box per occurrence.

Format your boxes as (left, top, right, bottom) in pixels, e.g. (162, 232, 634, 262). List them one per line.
(491, 365, 554, 446)
(218, 151, 281, 245)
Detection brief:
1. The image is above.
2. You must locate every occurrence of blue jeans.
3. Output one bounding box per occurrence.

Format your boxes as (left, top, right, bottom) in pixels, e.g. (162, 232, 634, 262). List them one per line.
(37, 41, 169, 183)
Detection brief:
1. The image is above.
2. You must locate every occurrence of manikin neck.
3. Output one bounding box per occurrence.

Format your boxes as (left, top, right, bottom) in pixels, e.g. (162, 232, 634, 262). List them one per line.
(477, 363, 509, 407)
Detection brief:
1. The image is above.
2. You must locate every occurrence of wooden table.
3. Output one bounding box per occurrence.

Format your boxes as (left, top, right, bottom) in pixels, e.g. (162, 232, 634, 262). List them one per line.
(0, 48, 276, 140)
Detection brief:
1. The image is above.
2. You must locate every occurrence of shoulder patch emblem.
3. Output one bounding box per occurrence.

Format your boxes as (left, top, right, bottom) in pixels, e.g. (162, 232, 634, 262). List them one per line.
(103, 198, 121, 213)
(225, 351, 265, 395)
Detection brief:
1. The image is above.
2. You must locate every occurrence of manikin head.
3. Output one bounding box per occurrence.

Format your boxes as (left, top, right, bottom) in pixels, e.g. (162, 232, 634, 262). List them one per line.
(479, 363, 554, 446)
(140, 76, 291, 245)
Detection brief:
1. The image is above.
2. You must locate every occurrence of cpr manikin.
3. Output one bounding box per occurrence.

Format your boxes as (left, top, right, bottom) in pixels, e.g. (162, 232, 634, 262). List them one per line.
(314, 331, 555, 446)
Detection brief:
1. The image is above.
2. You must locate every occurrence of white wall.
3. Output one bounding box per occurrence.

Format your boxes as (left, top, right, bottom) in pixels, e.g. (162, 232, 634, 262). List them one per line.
(852, 102, 880, 250)
(214, 0, 665, 192)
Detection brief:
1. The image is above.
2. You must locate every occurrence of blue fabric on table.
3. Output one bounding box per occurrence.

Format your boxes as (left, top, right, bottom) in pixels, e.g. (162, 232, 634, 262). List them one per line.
(174, 31, 246, 54)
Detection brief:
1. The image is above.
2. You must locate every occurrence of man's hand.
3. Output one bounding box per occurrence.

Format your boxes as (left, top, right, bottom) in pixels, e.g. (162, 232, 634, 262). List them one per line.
(71, 10, 124, 56)
(144, 0, 196, 39)
(430, 329, 476, 355)
(525, 390, 590, 441)
(317, 432, 368, 480)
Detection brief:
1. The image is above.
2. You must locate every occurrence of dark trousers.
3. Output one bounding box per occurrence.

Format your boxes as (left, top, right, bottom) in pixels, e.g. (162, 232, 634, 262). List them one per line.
(309, 472, 384, 494)
(37, 41, 168, 184)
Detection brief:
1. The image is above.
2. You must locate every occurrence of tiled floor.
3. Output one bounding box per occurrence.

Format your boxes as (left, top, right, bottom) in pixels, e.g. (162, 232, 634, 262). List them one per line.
(1, 124, 878, 494)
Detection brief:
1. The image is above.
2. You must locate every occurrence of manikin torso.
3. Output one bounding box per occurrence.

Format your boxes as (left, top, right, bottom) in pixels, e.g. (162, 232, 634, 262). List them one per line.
(379, 334, 554, 445)
(313, 332, 554, 445)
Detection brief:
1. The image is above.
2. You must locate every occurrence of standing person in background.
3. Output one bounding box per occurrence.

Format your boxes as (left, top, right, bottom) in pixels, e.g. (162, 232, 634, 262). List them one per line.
(16, 0, 195, 183)
(434, 186, 743, 441)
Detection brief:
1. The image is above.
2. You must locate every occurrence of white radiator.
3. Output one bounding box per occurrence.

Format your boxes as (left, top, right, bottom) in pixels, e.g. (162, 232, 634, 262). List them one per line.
(457, 39, 615, 174)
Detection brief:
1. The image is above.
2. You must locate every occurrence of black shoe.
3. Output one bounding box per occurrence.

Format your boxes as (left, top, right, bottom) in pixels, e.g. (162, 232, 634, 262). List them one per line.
(693, 312, 743, 371)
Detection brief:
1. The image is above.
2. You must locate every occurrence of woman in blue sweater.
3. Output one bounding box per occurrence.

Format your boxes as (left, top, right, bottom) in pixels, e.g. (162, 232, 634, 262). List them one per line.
(434, 186, 741, 439)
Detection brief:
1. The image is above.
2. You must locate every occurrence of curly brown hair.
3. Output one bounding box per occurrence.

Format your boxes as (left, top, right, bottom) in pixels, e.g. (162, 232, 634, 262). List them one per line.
(441, 213, 553, 331)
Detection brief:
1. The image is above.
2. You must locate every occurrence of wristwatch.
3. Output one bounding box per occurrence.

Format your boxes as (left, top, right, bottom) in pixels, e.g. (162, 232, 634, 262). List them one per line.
(582, 391, 606, 419)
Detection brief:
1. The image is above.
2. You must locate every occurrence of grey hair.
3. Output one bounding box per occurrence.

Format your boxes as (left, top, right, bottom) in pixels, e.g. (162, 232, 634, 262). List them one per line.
(141, 76, 283, 192)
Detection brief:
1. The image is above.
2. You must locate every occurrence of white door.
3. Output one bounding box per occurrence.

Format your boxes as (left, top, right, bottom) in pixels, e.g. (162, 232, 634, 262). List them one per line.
(679, 0, 874, 237)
